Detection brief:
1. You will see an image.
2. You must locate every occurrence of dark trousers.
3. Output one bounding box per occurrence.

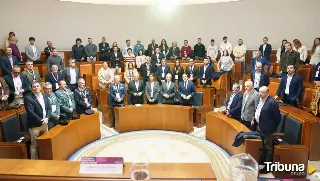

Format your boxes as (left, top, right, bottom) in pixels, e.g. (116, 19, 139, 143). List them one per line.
(283, 94, 297, 106)
(147, 98, 158, 104)
(100, 56, 109, 61)
(257, 126, 273, 164)
(75, 59, 82, 62)
(68, 84, 78, 92)
(241, 119, 252, 130)
(48, 119, 57, 130)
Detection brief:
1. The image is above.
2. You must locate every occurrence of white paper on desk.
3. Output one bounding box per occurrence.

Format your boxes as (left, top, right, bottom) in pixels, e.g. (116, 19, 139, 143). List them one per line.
(135, 104, 142, 107)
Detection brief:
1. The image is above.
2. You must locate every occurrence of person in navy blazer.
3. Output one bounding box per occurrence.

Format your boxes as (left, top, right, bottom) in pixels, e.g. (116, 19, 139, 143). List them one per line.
(258, 37, 272, 61)
(225, 83, 243, 121)
(156, 59, 170, 85)
(178, 74, 196, 106)
(251, 62, 270, 91)
(274, 65, 303, 106)
(3, 66, 29, 106)
(199, 59, 214, 87)
(0, 47, 19, 76)
(252, 86, 281, 169)
(108, 75, 126, 107)
(252, 51, 271, 73)
(45, 65, 63, 92)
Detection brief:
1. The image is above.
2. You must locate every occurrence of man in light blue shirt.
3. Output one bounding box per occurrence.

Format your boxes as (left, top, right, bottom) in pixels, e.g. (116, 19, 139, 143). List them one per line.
(133, 39, 145, 56)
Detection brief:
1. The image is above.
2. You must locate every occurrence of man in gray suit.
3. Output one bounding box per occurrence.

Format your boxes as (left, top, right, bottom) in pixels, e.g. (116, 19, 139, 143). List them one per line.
(241, 80, 259, 129)
(160, 73, 177, 104)
(25, 37, 41, 64)
(21, 60, 42, 90)
(62, 59, 80, 92)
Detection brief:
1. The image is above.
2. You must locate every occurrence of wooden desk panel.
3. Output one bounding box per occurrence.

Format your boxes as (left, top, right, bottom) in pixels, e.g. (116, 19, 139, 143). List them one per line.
(0, 159, 216, 181)
(206, 112, 261, 162)
(37, 112, 100, 160)
(114, 105, 194, 133)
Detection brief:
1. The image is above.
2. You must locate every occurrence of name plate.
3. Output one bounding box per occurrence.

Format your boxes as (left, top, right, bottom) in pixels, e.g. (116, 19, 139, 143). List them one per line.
(79, 157, 124, 174)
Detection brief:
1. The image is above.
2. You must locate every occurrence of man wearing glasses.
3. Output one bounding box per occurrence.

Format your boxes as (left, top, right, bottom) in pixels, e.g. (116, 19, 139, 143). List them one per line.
(4, 65, 29, 108)
(22, 60, 41, 90)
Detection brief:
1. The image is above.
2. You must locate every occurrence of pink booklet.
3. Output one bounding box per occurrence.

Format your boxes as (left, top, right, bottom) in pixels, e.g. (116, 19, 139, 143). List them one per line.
(79, 157, 124, 174)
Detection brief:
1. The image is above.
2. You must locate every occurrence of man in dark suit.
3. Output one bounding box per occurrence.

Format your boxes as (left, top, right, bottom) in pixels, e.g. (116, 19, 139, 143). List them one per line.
(74, 78, 93, 114)
(110, 46, 122, 73)
(199, 59, 214, 88)
(274, 65, 303, 106)
(128, 73, 145, 104)
(109, 75, 126, 107)
(258, 37, 272, 61)
(62, 59, 80, 92)
(178, 73, 196, 106)
(44, 41, 54, 60)
(45, 65, 63, 92)
(156, 59, 170, 85)
(24, 81, 51, 159)
(99, 37, 110, 61)
(151, 48, 165, 66)
(185, 59, 199, 85)
(139, 56, 155, 84)
(0, 47, 19, 76)
(252, 86, 281, 173)
(160, 73, 177, 104)
(4, 66, 29, 108)
(251, 62, 270, 91)
(147, 38, 159, 56)
(225, 83, 243, 121)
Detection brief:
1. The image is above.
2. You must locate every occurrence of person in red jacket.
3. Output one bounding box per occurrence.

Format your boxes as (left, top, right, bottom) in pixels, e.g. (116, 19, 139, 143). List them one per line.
(180, 40, 191, 60)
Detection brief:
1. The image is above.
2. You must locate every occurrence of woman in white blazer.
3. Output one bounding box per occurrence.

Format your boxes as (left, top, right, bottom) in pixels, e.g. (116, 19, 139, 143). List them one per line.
(276, 39, 287, 63)
(293, 39, 308, 64)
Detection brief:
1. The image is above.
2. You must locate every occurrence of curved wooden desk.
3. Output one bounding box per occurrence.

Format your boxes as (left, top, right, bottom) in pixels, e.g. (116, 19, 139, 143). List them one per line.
(205, 112, 262, 161)
(37, 112, 100, 160)
(114, 105, 194, 133)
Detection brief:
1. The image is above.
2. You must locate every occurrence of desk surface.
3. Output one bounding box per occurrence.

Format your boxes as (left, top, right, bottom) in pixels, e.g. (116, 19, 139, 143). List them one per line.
(0, 159, 216, 180)
(114, 104, 194, 133)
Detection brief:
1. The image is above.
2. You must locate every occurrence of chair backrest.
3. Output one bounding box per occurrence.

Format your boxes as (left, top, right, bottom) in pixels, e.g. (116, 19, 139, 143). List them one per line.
(192, 92, 203, 107)
(296, 67, 312, 82)
(300, 87, 314, 109)
(0, 115, 21, 142)
(268, 81, 280, 97)
(276, 112, 286, 133)
(283, 116, 302, 144)
(92, 76, 99, 90)
(94, 63, 103, 74)
(79, 64, 93, 77)
(18, 111, 28, 132)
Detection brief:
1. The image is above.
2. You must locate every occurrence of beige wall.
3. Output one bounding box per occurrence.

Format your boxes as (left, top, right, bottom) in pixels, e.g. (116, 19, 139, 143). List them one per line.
(0, 0, 318, 50)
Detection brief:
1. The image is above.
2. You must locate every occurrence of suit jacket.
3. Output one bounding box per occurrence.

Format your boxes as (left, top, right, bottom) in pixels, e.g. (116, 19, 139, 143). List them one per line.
(110, 52, 122, 68)
(99, 43, 110, 57)
(45, 72, 63, 92)
(109, 83, 126, 106)
(225, 92, 243, 120)
(128, 80, 145, 104)
(139, 63, 156, 81)
(276, 74, 304, 101)
(55, 88, 76, 116)
(63, 67, 80, 86)
(151, 53, 165, 65)
(185, 65, 199, 83)
(47, 92, 60, 120)
(252, 56, 270, 72)
(4, 74, 29, 104)
(255, 96, 281, 133)
(146, 81, 160, 101)
(160, 81, 176, 104)
(259, 43, 272, 61)
(24, 93, 51, 128)
(74, 87, 92, 114)
(44, 46, 54, 59)
(21, 69, 41, 89)
(0, 56, 19, 76)
(241, 90, 259, 122)
(147, 43, 159, 56)
(156, 65, 170, 81)
(251, 71, 270, 88)
(199, 65, 214, 84)
(71, 44, 85, 59)
(25, 44, 41, 61)
(178, 80, 196, 105)
(171, 66, 184, 83)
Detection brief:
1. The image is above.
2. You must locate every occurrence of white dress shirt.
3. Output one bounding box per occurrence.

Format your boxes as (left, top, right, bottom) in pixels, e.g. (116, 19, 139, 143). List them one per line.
(262, 44, 266, 56)
(254, 98, 266, 123)
(150, 82, 154, 97)
(285, 74, 293, 95)
(69, 68, 77, 84)
(254, 72, 261, 88)
(227, 93, 236, 110)
(13, 76, 22, 93)
(34, 93, 46, 119)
